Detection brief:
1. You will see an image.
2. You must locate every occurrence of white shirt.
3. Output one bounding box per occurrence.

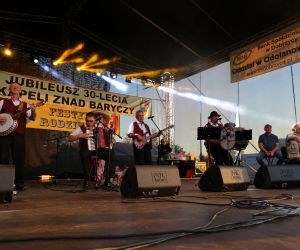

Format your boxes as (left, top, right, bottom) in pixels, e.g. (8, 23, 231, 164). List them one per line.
(128, 119, 150, 136)
(0, 98, 32, 118)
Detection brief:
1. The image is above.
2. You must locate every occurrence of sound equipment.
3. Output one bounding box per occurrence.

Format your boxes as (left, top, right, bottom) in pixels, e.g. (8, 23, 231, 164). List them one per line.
(254, 165, 300, 189)
(0, 164, 15, 202)
(120, 165, 181, 198)
(198, 165, 250, 192)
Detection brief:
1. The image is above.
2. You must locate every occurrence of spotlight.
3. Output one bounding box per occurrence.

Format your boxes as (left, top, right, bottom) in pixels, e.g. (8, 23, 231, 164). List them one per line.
(96, 72, 101, 76)
(33, 58, 39, 64)
(3, 48, 12, 57)
(110, 72, 117, 79)
(125, 77, 132, 83)
(141, 76, 147, 85)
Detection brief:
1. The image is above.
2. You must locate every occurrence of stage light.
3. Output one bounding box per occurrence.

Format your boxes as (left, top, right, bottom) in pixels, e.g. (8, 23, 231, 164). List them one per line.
(110, 72, 117, 79)
(34, 58, 39, 64)
(125, 77, 132, 83)
(141, 76, 147, 85)
(3, 48, 12, 57)
(96, 72, 101, 76)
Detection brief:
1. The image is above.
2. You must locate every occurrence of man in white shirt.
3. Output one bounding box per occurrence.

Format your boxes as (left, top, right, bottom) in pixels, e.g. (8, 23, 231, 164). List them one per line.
(127, 110, 159, 165)
(0, 83, 36, 191)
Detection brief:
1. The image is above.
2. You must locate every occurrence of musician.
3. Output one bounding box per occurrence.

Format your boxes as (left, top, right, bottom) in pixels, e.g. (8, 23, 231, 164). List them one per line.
(127, 110, 161, 165)
(68, 111, 115, 188)
(0, 83, 36, 191)
(157, 138, 172, 164)
(256, 124, 284, 166)
(285, 123, 300, 163)
(205, 111, 233, 166)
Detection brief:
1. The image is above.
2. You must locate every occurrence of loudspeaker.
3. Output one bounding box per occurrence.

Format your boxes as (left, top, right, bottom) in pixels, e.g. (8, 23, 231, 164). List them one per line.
(0, 164, 15, 203)
(198, 165, 250, 192)
(120, 165, 181, 198)
(254, 165, 300, 189)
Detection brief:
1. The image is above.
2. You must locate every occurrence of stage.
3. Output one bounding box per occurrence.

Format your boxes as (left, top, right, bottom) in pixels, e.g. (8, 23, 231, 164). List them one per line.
(1, 179, 300, 250)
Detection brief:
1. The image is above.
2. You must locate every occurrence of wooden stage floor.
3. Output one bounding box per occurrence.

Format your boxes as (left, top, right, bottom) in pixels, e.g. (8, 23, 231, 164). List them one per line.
(1, 179, 300, 250)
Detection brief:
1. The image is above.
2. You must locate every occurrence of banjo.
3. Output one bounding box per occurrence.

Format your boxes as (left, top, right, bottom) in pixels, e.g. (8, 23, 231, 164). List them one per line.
(134, 125, 174, 149)
(0, 101, 44, 136)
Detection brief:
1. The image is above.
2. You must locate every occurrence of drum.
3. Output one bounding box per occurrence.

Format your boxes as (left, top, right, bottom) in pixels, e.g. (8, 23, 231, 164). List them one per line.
(286, 140, 300, 159)
(220, 127, 249, 150)
(220, 128, 236, 150)
(0, 113, 18, 136)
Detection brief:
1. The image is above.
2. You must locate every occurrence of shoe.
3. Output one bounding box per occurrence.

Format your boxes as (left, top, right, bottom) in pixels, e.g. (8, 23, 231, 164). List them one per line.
(82, 180, 89, 189)
(103, 182, 119, 192)
(15, 185, 26, 191)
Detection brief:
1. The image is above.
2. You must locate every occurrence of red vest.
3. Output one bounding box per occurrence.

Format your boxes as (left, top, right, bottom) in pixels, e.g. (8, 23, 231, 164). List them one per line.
(79, 124, 111, 150)
(133, 121, 151, 136)
(1, 99, 27, 134)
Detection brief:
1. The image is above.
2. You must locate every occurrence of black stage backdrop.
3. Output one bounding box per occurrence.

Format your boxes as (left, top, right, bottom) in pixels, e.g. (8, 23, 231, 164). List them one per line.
(23, 129, 143, 179)
(24, 129, 82, 179)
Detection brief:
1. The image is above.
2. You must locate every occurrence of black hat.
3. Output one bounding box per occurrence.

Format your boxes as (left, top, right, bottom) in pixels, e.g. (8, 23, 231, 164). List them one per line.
(208, 111, 221, 119)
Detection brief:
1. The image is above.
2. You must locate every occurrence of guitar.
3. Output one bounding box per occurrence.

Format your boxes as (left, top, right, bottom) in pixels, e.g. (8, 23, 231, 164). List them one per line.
(0, 100, 45, 136)
(134, 125, 174, 149)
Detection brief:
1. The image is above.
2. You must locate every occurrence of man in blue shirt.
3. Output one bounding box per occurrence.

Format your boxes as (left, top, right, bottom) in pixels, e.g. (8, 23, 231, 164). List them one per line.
(256, 124, 284, 167)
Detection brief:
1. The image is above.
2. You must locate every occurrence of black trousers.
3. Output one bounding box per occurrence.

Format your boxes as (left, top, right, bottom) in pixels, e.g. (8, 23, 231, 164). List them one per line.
(0, 133, 25, 185)
(133, 144, 152, 165)
(79, 148, 114, 183)
(208, 144, 233, 166)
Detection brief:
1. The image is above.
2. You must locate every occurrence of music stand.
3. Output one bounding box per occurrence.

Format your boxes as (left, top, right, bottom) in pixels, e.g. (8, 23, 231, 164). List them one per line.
(47, 135, 69, 183)
(233, 129, 252, 165)
(197, 127, 221, 167)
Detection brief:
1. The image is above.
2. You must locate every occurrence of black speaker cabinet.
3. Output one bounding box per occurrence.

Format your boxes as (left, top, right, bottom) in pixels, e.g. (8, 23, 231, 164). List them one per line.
(254, 165, 300, 189)
(198, 165, 250, 192)
(120, 165, 181, 198)
(0, 164, 15, 203)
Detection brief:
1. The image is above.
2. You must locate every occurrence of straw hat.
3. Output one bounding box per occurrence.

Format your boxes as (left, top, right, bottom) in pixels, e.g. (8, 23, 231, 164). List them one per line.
(91, 110, 111, 123)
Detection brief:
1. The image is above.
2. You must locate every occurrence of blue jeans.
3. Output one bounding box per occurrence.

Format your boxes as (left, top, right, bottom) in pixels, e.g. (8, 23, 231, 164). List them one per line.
(256, 150, 284, 167)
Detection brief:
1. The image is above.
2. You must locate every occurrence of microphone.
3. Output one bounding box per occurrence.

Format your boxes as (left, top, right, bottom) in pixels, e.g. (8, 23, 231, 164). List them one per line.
(148, 115, 155, 119)
(95, 116, 103, 122)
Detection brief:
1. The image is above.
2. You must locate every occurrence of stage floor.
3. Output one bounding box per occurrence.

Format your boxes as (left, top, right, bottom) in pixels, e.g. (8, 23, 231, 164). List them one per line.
(1, 179, 300, 250)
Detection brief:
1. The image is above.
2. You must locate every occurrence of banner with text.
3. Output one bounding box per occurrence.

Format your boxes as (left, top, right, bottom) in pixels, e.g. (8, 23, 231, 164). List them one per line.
(0, 71, 151, 132)
(230, 23, 300, 82)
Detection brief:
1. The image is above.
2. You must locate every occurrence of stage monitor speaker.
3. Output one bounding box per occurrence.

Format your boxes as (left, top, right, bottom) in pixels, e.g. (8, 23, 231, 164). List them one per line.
(254, 165, 300, 189)
(0, 164, 15, 203)
(120, 165, 181, 198)
(198, 165, 250, 192)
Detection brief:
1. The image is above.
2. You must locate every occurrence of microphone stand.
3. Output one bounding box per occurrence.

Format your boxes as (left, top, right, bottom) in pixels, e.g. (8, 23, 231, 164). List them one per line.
(149, 116, 162, 164)
(47, 135, 69, 184)
(96, 118, 122, 191)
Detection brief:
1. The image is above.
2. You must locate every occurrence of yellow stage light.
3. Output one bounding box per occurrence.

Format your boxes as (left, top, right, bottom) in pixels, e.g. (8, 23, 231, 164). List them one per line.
(3, 48, 12, 57)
